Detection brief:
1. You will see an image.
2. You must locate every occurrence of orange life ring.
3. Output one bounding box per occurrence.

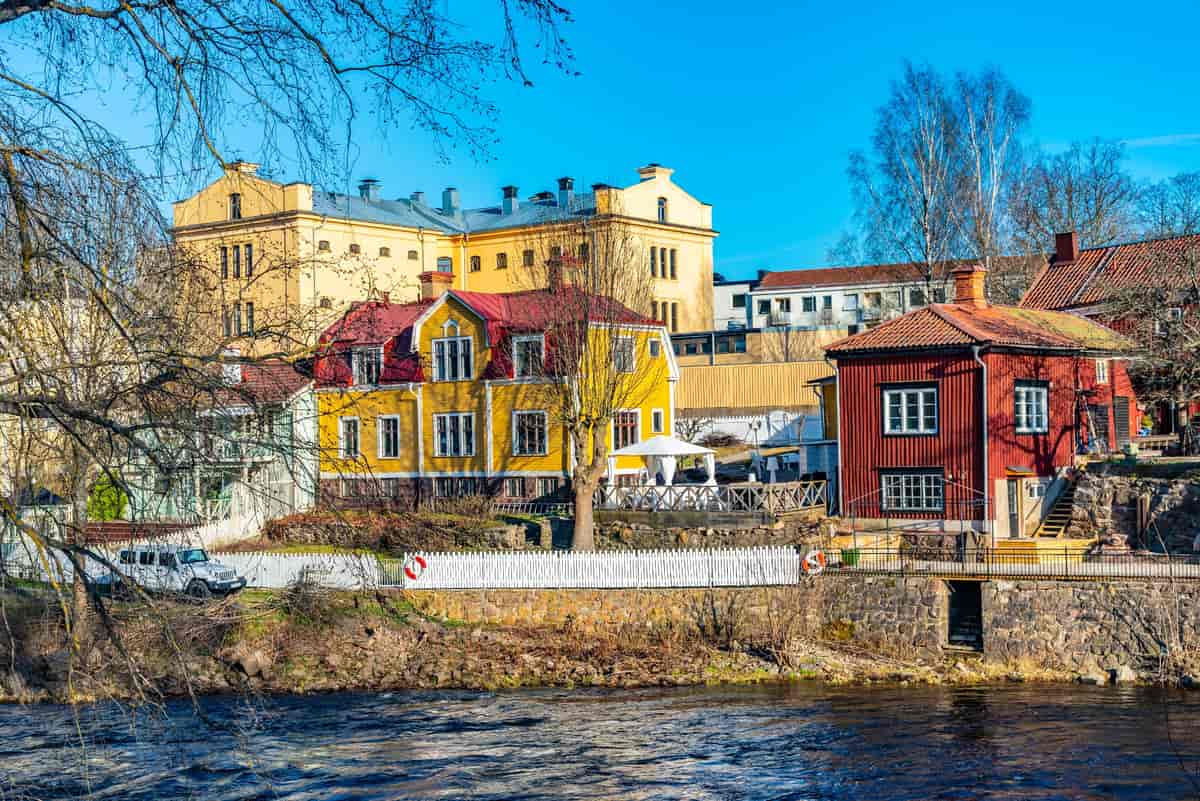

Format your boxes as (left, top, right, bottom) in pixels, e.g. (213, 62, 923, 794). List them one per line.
(801, 550, 826, 576)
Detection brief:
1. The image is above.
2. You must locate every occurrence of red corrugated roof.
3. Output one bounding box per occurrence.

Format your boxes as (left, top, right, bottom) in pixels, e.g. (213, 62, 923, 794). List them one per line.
(827, 303, 1131, 355)
(321, 299, 434, 344)
(757, 256, 1042, 291)
(1020, 232, 1200, 310)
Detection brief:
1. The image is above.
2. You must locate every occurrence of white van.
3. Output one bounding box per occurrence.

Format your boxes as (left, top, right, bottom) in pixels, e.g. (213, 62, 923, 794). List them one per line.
(115, 545, 246, 598)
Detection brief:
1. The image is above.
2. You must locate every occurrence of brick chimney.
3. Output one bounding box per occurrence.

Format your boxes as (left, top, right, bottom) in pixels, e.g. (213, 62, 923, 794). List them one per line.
(227, 160, 260, 176)
(419, 271, 453, 301)
(1055, 231, 1079, 263)
(951, 264, 988, 308)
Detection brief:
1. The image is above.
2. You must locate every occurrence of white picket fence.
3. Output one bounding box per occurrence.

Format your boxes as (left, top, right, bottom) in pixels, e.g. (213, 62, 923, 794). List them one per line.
(216, 552, 378, 590)
(379, 546, 801, 590)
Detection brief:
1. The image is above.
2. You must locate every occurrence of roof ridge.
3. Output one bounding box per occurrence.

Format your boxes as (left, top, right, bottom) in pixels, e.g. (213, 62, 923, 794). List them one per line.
(1080, 229, 1200, 253)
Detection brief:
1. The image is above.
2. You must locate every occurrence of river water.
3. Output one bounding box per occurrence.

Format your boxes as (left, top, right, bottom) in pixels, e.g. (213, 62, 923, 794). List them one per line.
(2, 684, 1199, 800)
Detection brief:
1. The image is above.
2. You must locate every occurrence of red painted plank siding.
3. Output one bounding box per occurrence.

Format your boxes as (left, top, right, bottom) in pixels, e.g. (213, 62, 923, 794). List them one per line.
(836, 353, 983, 520)
(983, 352, 1082, 479)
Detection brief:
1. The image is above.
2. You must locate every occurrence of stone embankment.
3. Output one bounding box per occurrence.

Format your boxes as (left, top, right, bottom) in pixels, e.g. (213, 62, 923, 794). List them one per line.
(1071, 465, 1200, 552)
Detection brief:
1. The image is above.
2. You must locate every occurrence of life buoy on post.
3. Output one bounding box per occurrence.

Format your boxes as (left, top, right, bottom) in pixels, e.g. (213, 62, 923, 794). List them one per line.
(403, 555, 428, 582)
(801, 550, 826, 576)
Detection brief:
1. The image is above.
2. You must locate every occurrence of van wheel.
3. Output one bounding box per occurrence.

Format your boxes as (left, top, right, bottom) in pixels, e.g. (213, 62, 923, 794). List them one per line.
(187, 580, 211, 600)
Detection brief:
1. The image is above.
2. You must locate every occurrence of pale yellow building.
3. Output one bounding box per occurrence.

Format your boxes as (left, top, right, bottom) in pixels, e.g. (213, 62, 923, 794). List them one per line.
(171, 162, 716, 353)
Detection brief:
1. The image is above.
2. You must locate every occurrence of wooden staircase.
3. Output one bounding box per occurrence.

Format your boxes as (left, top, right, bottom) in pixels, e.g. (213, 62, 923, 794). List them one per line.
(1033, 480, 1077, 538)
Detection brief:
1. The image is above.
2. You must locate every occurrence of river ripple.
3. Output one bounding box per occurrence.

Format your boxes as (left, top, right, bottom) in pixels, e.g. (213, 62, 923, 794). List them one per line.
(1, 684, 1198, 800)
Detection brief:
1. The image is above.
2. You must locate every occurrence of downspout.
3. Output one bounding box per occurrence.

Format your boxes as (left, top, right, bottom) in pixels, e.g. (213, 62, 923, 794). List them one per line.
(824, 354, 843, 516)
(972, 345, 989, 541)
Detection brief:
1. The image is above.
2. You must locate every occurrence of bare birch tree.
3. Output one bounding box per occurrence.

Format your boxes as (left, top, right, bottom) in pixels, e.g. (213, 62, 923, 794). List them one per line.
(516, 210, 656, 550)
(845, 62, 960, 293)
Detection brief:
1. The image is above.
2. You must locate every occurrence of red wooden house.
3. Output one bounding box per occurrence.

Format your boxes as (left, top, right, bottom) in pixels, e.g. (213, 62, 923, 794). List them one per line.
(825, 265, 1133, 541)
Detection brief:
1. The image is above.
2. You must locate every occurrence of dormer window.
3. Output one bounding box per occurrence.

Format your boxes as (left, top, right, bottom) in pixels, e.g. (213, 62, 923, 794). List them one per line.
(432, 336, 472, 381)
(229, 193, 242, 220)
(657, 196, 667, 223)
(513, 334, 545, 378)
(352, 347, 383, 386)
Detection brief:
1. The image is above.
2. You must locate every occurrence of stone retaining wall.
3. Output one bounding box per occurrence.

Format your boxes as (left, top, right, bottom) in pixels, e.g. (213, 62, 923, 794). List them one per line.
(404, 575, 1196, 681)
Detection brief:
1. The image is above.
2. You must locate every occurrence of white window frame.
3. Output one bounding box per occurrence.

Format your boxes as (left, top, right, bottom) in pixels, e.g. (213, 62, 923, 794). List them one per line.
(433, 412, 475, 457)
(504, 477, 525, 497)
(512, 334, 545, 379)
(1095, 359, 1109, 385)
(1014, 382, 1049, 434)
(882, 386, 938, 435)
(512, 410, 549, 456)
(613, 337, 636, 374)
(537, 477, 560, 497)
(881, 473, 945, 512)
(377, 415, 401, 459)
(612, 408, 641, 450)
(338, 417, 360, 459)
(651, 408, 665, 434)
(843, 294, 859, 311)
(432, 336, 473, 382)
(352, 347, 383, 386)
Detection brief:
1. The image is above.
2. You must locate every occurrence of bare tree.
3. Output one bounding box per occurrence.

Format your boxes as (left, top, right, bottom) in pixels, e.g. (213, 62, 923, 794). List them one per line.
(1012, 139, 1138, 252)
(517, 210, 657, 550)
(1105, 242, 1200, 450)
(952, 68, 1031, 290)
(1139, 172, 1200, 239)
(845, 62, 961, 293)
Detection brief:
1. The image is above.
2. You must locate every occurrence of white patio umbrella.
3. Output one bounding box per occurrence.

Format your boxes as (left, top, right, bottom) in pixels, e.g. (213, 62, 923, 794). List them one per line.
(606, 435, 716, 486)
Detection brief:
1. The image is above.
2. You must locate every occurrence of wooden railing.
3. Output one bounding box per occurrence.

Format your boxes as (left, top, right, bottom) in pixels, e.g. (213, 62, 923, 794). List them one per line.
(594, 480, 827, 514)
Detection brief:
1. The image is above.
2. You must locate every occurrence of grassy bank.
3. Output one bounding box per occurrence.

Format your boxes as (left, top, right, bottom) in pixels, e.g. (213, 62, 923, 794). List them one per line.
(0, 584, 1105, 705)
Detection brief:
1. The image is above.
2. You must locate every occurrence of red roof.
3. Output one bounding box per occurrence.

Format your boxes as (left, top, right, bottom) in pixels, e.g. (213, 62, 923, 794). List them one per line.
(1020, 232, 1200, 311)
(215, 360, 310, 406)
(322, 299, 434, 344)
(827, 303, 1132, 356)
(756, 257, 1041, 291)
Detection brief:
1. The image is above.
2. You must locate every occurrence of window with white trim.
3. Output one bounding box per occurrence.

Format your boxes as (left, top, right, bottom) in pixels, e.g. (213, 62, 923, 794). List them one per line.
(339, 417, 360, 458)
(433, 412, 474, 457)
(613, 337, 635, 374)
(881, 472, 944, 512)
(1014, 382, 1049, 434)
(513, 411, 548, 455)
(1095, 359, 1109, 385)
(432, 336, 472, 381)
(613, 410, 639, 449)
(651, 409, 665, 434)
(352, 347, 383, 386)
(512, 335, 544, 378)
(537, 477, 560, 497)
(377, 415, 400, 459)
(883, 386, 938, 435)
(505, 477, 525, 497)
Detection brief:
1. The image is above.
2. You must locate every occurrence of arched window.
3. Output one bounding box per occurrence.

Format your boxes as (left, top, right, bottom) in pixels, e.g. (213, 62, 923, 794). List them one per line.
(656, 196, 667, 223)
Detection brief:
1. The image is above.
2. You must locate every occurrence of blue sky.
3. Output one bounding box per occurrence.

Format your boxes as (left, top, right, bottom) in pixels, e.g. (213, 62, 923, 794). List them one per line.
(74, 1, 1200, 281)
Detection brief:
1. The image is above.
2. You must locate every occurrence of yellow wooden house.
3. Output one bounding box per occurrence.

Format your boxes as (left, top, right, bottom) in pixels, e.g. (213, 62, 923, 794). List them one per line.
(312, 275, 677, 503)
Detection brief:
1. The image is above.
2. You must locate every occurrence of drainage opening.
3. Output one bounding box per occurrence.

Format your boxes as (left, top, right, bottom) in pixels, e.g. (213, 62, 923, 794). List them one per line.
(947, 580, 983, 651)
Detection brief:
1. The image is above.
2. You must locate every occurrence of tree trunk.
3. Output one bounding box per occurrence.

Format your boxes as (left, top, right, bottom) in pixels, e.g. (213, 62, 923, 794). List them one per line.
(68, 460, 91, 645)
(571, 478, 596, 551)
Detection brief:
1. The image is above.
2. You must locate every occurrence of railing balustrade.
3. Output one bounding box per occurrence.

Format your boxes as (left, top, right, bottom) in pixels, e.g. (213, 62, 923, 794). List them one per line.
(594, 480, 827, 514)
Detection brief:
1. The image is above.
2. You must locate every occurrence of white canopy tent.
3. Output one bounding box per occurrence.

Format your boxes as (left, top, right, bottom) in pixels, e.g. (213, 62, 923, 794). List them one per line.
(607, 435, 716, 486)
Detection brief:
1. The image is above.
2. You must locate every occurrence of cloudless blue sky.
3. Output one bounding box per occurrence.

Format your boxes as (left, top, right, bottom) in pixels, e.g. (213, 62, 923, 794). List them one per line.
(84, 0, 1200, 281)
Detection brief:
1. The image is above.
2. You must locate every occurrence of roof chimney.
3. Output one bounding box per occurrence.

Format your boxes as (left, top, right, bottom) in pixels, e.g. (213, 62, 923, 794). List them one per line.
(637, 163, 674, 182)
(227, 160, 260, 176)
(557, 176, 575, 209)
(410, 190, 426, 205)
(358, 178, 380, 202)
(1055, 231, 1079, 263)
(419, 271, 453, 301)
(502, 185, 519, 215)
(951, 264, 988, 308)
(441, 187, 460, 216)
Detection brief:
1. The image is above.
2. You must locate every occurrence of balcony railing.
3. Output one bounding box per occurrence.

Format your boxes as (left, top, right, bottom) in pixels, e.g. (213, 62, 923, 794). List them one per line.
(767, 310, 792, 326)
(595, 480, 827, 514)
